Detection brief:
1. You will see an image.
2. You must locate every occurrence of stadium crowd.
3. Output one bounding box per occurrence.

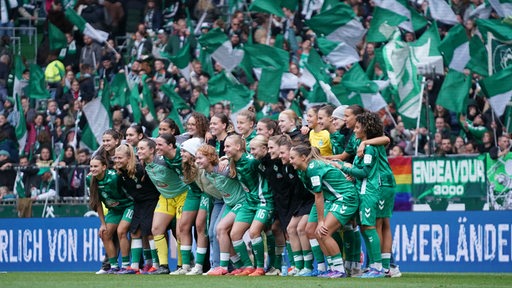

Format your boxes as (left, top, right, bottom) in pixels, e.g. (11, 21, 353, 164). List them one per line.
(0, 0, 511, 278)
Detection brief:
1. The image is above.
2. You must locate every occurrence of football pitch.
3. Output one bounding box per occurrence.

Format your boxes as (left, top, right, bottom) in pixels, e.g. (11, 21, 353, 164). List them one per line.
(2, 273, 512, 288)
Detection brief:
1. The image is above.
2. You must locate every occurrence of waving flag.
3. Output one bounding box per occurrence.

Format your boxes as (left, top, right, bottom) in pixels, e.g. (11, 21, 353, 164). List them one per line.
(65, 8, 109, 43)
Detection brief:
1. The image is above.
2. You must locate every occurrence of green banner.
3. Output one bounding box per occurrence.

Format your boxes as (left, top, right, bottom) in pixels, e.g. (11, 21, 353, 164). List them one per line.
(412, 155, 487, 210)
(486, 152, 512, 210)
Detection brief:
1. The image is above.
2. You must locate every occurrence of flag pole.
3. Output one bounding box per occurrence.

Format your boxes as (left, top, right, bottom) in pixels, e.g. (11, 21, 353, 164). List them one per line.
(266, 14, 272, 45)
(384, 105, 398, 128)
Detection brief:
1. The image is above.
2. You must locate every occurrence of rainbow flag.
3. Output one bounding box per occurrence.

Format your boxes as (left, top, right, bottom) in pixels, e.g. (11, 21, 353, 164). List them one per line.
(389, 156, 412, 193)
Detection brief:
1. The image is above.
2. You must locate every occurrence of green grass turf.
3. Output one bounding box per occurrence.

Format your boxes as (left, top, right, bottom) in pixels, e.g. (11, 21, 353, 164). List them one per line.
(1, 273, 512, 288)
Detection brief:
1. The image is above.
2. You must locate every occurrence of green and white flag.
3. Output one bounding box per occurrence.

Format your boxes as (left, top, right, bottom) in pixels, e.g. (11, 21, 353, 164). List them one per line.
(373, 0, 427, 32)
(195, 92, 211, 117)
(253, 68, 298, 90)
(306, 3, 366, 48)
(439, 24, 470, 73)
(28, 64, 50, 99)
(436, 69, 471, 113)
(470, 2, 493, 19)
(480, 66, 512, 116)
(428, 0, 459, 25)
(160, 83, 190, 132)
(249, 0, 285, 17)
(488, 0, 512, 17)
(256, 67, 282, 104)
(82, 97, 111, 149)
(382, 32, 423, 128)
(241, 44, 289, 72)
(467, 35, 489, 76)
(198, 28, 244, 72)
(366, 7, 407, 43)
(48, 23, 68, 51)
(332, 63, 387, 112)
(65, 8, 109, 43)
(476, 19, 512, 75)
(410, 23, 444, 75)
(164, 42, 191, 80)
(317, 37, 360, 68)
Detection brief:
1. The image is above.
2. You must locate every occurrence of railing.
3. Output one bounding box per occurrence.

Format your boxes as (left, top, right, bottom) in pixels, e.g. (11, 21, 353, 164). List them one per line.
(0, 26, 38, 59)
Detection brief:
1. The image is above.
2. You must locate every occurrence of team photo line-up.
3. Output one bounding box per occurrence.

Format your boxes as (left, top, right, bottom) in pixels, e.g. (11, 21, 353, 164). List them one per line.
(87, 104, 401, 278)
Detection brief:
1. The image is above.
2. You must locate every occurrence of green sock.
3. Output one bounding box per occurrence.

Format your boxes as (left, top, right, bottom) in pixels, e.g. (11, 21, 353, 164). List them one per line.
(309, 239, 325, 265)
(286, 241, 295, 267)
(143, 249, 152, 265)
(109, 257, 118, 268)
(131, 238, 143, 269)
(230, 255, 244, 268)
(275, 246, 284, 268)
(333, 231, 344, 252)
(220, 252, 230, 268)
(332, 253, 345, 272)
(196, 247, 207, 269)
(251, 236, 265, 268)
(362, 229, 382, 266)
(293, 250, 304, 269)
(121, 256, 130, 268)
(326, 255, 333, 270)
(352, 230, 362, 263)
(181, 245, 192, 267)
(149, 239, 159, 267)
(266, 232, 276, 268)
(382, 253, 391, 270)
(233, 239, 252, 267)
(303, 249, 314, 270)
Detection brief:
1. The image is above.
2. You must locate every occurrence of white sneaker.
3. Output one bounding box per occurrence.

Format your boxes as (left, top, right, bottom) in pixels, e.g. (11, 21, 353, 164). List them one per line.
(185, 266, 203, 275)
(350, 267, 363, 277)
(170, 267, 191, 275)
(95, 268, 108, 275)
(385, 265, 402, 278)
(288, 267, 300, 276)
(265, 267, 280, 276)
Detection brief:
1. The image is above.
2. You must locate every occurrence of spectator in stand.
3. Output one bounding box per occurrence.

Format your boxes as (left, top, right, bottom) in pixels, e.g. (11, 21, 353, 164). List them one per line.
(436, 137, 454, 156)
(59, 78, 79, 113)
(30, 167, 57, 201)
(460, 113, 488, 145)
(144, 0, 163, 32)
(478, 131, 494, 153)
(26, 113, 51, 156)
(57, 145, 77, 198)
(98, 55, 117, 84)
(0, 54, 9, 105)
(0, 113, 17, 160)
(45, 51, 66, 101)
(0, 149, 15, 192)
(464, 141, 478, 154)
(453, 136, 466, 154)
(389, 145, 405, 157)
(189, 60, 202, 88)
(77, 0, 107, 31)
(152, 29, 170, 59)
(489, 134, 511, 160)
(14, 155, 39, 218)
(34, 146, 54, 167)
(434, 116, 451, 139)
(390, 121, 412, 150)
(79, 35, 103, 73)
(166, 18, 197, 58)
(102, 0, 125, 36)
(130, 29, 152, 62)
(59, 33, 81, 73)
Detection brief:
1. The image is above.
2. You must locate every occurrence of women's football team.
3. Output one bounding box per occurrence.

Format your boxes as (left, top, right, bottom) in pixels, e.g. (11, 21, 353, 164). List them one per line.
(87, 104, 401, 278)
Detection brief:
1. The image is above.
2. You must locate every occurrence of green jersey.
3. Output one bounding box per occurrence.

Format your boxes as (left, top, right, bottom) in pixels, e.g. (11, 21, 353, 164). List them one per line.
(300, 159, 357, 203)
(330, 130, 346, 155)
(86, 170, 133, 212)
(244, 130, 257, 152)
(203, 166, 246, 207)
(235, 153, 273, 209)
(344, 133, 360, 158)
(341, 145, 381, 195)
(375, 145, 396, 187)
(145, 155, 189, 198)
(163, 146, 185, 177)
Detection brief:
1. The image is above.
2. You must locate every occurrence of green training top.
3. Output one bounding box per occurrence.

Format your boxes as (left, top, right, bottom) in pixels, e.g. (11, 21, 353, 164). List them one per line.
(203, 166, 246, 207)
(145, 155, 189, 198)
(299, 159, 357, 203)
(86, 170, 133, 212)
(330, 130, 346, 155)
(244, 130, 257, 153)
(235, 153, 273, 209)
(341, 145, 381, 195)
